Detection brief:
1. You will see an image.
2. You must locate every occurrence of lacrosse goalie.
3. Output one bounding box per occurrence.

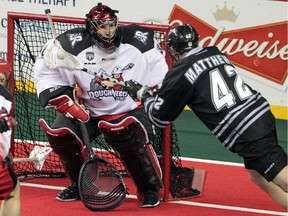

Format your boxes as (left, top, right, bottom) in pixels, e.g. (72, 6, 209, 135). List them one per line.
(34, 2, 168, 208)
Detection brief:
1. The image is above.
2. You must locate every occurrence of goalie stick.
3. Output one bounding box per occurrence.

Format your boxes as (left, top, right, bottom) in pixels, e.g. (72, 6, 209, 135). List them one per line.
(78, 121, 126, 211)
(43, 41, 126, 86)
(45, 9, 126, 211)
(45, 9, 57, 39)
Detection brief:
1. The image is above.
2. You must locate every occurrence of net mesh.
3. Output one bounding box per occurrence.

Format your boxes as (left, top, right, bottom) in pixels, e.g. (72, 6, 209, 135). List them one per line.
(8, 14, 184, 197)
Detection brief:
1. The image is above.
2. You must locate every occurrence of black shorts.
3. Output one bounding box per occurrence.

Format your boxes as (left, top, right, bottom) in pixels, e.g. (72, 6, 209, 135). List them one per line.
(236, 129, 287, 181)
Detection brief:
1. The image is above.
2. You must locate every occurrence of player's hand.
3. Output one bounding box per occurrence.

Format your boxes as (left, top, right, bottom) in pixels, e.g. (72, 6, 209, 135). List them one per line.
(124, 80, 144, 101)
(124, 80, 157, 103)
(0, 108, 17, 133)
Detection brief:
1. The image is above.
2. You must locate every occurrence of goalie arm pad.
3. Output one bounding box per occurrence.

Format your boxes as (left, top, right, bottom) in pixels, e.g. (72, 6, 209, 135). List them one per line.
(38, 86, 73, 108)
(39, 86, 89, 122)
(46, 95, 90, 123)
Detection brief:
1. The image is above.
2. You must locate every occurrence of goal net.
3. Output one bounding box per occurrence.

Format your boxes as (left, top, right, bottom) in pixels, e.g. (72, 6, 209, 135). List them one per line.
(5, 11, 196, 200)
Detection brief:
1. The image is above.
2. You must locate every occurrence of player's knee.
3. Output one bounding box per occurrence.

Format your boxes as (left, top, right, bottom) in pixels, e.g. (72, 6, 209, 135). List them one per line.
(248, 169, 264, 184)
(98, 116, 149, 151)
(8, 181, 20, 200)
(272, 166, 288, 192)
(39, 118, 85, 160)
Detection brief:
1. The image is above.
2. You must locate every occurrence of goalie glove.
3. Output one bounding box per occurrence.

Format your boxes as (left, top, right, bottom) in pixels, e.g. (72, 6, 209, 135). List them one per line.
(46, 95, 90, 123)
(0, 108, 17, 133)
(124, 80, 160, 103)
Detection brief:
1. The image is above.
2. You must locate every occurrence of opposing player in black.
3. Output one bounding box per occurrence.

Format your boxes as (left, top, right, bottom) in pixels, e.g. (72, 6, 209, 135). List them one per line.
(125, 24, 288, 209)
(34, 3, 168, 208)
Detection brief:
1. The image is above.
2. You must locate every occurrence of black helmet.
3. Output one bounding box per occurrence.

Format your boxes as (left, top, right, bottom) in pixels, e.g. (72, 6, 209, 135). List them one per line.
(85, 2, 120, 52)
(166, 24, 199, 59)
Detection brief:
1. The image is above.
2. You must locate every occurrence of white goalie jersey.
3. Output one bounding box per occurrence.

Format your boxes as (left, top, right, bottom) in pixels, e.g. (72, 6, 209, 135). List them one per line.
(34, 24, 168, 117)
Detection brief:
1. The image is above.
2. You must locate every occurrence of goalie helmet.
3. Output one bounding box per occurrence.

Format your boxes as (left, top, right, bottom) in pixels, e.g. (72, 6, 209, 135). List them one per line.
(85, 2, 120, 52)
(166, 24, 199, 60)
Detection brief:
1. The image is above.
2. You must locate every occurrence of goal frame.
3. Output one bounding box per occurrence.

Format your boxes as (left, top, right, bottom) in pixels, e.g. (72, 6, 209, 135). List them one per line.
(6, 11, 173, 201)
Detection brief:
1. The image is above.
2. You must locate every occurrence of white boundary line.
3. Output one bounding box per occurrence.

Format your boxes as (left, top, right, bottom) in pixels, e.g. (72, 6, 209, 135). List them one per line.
(181, 157, 245, 167)
(20, 182, 287, 216)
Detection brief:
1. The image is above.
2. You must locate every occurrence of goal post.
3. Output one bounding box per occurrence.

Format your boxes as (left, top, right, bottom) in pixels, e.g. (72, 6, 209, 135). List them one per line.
(5, 11, 196, 201)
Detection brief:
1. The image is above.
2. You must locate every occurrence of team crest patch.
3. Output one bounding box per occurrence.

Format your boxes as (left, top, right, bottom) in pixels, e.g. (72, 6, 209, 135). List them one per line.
(87, 64, 134, 101)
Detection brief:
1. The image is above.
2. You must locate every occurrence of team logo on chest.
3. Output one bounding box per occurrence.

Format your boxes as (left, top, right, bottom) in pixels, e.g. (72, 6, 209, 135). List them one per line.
(87, 63, 134, 101)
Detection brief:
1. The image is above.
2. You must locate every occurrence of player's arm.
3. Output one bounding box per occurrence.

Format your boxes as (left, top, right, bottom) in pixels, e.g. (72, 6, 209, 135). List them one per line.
(125, 65, 191, 128)
(39, 86, 90, 123)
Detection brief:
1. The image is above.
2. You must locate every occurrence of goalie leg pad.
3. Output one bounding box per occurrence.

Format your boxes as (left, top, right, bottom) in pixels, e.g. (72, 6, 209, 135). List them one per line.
(98, 116, 163, 196)
(39, 118, 86, 183)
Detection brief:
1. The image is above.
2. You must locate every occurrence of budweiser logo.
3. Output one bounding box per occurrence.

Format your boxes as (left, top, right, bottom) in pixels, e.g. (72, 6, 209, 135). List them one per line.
(168, 5, 287, 85)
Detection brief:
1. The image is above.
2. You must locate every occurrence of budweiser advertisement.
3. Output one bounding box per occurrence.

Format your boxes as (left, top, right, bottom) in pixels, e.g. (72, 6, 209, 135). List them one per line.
(168, 5, 287, 86)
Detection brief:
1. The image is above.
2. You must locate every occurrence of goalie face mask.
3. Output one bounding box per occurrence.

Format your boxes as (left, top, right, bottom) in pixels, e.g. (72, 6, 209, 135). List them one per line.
(166, 24, 199, 61)
(85, 2, 120, 53)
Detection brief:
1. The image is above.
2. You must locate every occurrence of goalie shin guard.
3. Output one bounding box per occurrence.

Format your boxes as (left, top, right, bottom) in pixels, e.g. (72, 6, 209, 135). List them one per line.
(39, 119, 86, 183)
(98, 116, 163, 196)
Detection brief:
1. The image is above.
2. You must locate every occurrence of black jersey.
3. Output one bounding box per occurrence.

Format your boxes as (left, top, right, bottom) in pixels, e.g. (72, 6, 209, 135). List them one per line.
(145, 46, 275, 150)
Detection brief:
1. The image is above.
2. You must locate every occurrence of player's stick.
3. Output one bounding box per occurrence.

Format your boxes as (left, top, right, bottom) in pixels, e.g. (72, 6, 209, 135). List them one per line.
(45, 9, 57, 39)
(78, 121, 126, 211)
(13, 145, 52, 171)
(43, 41, 126, 86)
(45, 9, 126, 211)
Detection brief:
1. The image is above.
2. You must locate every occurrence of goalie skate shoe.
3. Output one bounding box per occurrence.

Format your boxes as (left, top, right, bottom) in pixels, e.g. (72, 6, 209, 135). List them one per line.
(56, 183, 80, 201)
(140, 191, 161, 208)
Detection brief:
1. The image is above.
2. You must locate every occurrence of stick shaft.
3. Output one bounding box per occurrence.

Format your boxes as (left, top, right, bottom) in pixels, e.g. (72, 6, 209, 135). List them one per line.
(13, 157, 38, 162)
(45, 9, 57, 39)
(78, 121, 95, 157)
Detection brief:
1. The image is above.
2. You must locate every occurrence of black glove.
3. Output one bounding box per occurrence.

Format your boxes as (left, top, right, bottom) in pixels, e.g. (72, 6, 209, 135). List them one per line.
(124, 80, 160, 103)
(123, 80, 144, 101)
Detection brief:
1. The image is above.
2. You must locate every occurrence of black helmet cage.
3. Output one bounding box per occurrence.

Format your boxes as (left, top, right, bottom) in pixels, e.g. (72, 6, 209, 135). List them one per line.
(166, 24, 199, 58)
(89, 18, 118, 42)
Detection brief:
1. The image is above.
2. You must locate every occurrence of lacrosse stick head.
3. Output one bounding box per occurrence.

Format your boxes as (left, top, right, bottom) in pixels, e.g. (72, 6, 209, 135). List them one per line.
(43, 40, 83, 71)
(85, 2, 120, 53)
(29, 146, 52, 171)
(78, 156, 126, 211)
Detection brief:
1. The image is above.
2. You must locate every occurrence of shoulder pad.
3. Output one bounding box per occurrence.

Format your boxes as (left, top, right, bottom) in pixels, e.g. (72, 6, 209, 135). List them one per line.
(120, 24, 155, 53)
(57, 28, 93, 56)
